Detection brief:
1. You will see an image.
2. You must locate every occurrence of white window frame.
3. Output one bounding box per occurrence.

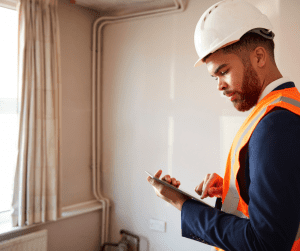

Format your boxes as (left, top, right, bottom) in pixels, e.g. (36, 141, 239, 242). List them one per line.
(0, 0, 18, 235)
(0, 0, 17, 10)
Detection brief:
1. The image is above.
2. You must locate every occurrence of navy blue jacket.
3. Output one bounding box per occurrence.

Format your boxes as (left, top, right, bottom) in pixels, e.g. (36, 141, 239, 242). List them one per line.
(181, 82, 300, 251)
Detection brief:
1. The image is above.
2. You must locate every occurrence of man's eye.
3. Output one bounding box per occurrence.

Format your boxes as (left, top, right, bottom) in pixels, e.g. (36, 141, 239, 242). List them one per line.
(214, 70, 228, 80)
(221, 70, 228, 76)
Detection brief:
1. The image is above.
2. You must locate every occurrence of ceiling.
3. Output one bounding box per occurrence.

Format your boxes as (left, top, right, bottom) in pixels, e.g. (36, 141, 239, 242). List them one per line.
(72, 0, 177, 16)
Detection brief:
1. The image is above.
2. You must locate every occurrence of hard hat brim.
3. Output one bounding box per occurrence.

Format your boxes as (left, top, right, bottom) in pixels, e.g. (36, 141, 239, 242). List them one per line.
(194, 58, 204, 67)
(194, 39, 240, 67)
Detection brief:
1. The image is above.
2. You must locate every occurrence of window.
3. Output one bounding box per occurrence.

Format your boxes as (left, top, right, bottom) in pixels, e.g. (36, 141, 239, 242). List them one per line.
(0, 5, 18, 223)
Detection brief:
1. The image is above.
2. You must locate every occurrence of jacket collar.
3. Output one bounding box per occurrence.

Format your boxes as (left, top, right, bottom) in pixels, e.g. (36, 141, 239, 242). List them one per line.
(257, 77, 292, 103)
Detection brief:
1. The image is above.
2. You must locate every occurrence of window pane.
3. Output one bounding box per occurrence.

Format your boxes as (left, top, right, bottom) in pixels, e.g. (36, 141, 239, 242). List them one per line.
(0, 6, 18, 212)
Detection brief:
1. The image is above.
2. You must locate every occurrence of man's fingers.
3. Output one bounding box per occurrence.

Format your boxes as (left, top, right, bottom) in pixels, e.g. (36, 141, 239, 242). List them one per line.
(198, 173, 223, 199)
(202, 174, 219, 199)
(162, 175, 181, 187)
(171, 177, 177, 186)
(162, 175, 171, 183)
(147, 176, 157, 186)
(147, 170, 162, 188)
(147, 175, 165, 196)
(148, 170, 181, 189)
(208, 186, 223, 198)
(154, 169, 163, 178)
(201, 174, 211, 199)
(195, 181, 204, 196)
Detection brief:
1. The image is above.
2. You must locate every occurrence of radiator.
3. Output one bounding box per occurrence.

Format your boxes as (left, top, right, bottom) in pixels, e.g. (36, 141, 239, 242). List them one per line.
(0, 230, 47, 251)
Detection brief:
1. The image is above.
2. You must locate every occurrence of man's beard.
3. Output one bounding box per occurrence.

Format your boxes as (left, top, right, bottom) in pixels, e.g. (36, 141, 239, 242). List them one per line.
(233, 63, 262, 112)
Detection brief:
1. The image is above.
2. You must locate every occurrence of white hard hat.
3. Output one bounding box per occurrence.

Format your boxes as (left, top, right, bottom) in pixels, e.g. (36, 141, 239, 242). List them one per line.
(194, 0, 273, 67)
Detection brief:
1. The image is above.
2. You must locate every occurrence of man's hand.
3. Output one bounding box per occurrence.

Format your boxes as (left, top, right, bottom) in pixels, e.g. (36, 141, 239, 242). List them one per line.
(195, 173, 223, 199)
(147, 170, 190, 211)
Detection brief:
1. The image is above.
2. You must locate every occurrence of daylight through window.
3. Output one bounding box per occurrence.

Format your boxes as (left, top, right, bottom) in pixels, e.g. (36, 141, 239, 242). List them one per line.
(0, 6, 18, 214)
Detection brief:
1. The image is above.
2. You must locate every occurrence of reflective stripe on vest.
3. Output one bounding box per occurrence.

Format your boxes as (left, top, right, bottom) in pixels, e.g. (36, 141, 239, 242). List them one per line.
(216, 87, 300, 251)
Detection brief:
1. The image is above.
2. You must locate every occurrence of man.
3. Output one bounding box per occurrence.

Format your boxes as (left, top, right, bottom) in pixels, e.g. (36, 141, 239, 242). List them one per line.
(147, 0, 300, 250)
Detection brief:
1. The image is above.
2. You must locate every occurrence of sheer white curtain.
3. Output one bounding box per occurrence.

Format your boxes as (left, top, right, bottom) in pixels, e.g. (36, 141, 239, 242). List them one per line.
(12, 0, 61, 227)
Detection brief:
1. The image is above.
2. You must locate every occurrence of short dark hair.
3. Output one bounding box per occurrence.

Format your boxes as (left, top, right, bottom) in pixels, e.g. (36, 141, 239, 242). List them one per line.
(203, 32, 275, 64)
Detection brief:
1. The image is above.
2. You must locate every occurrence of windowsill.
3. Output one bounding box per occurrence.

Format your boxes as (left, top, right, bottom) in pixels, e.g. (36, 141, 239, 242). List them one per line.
(0, 200, 103, 237)
(61, 199, 103, 218)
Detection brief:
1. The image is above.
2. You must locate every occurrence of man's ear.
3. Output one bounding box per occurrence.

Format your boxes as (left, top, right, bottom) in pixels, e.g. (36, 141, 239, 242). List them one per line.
(252, 47, 267, 68)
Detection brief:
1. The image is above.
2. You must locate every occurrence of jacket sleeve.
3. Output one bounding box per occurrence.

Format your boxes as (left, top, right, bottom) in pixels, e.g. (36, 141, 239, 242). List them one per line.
(181, 109, 300, 251)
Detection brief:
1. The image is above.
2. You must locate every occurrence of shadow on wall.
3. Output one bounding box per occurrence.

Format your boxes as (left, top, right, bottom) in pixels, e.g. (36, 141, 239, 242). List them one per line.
(139, 235, 149, 251)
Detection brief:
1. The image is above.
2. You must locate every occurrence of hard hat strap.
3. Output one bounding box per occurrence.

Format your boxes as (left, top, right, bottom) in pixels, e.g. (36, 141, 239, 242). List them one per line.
(246, 28, 275, 40)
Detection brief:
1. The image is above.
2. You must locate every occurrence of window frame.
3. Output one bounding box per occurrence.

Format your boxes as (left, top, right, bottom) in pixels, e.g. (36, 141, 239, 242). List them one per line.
(0, 1, 18, 233)
(0, 0, 17, 10)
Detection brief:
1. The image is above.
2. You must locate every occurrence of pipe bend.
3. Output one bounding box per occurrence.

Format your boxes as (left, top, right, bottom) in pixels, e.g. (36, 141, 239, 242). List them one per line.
(92, 0, 185, 244)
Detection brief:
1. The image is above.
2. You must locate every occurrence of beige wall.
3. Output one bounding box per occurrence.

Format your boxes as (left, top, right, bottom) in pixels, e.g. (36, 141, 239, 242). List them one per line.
(100, 0, 300, 251)
(102, 1, 225, 250)
(277, 0, 300, 81)
(59, 0, 99, 207)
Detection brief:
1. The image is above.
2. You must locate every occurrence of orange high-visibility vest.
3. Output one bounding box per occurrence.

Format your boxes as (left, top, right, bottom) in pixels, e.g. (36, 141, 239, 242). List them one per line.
(214, 87, 300, 251)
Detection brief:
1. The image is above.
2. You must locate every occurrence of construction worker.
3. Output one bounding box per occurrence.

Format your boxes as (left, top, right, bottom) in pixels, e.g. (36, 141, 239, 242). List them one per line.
(147, 0, 300, 250)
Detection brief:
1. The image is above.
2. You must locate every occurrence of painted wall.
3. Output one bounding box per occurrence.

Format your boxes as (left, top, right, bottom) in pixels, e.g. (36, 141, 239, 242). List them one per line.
(100, 0, 300, 250)
(59, 0, 98, 207)
(277, 0, 300, 81)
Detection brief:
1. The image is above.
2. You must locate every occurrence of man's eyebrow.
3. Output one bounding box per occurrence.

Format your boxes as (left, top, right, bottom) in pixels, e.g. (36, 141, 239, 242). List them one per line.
(211, 63, 228, 77)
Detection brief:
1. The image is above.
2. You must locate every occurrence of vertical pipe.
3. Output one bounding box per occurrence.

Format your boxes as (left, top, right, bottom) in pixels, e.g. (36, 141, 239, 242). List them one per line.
(92, 0, 185, 245)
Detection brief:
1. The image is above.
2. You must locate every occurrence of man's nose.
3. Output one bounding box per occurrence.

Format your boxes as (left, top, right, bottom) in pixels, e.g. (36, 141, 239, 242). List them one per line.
(217, 79, 227, 91)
